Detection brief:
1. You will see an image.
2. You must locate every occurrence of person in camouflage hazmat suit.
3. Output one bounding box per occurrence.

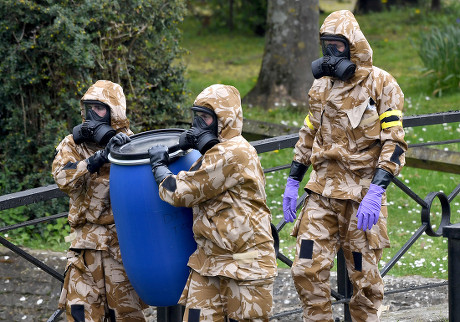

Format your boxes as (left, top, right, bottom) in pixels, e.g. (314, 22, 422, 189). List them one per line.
(148, 84, 277, 322)
(52, 80, 146, 321)
(282, 11, 407, 321)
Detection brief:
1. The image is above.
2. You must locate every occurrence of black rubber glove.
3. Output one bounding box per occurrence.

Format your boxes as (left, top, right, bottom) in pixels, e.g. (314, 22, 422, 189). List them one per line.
(86, 133, 131, 174)
(179, 127, 219, 154)
(288, 161, 309, 182)
(148, 145, 173, 186)
(178, 128, 195, 151)
(371, 168, 394, 189)
(86, 150, 108, 174)
(107, 132, 131, 151)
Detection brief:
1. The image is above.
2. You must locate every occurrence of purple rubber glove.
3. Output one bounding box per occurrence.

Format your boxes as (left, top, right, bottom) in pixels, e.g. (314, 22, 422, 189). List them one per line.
(357, 183, 385, 231)
(283, 177, 300, 222)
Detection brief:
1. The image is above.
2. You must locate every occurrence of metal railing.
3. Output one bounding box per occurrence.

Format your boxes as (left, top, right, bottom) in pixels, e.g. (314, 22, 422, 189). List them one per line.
(0, 111, 459, 321)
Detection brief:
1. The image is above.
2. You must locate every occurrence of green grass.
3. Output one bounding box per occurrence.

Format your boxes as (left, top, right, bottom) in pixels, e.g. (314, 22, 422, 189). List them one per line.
(180, 5, 460, 279)
(179, 18, 265, 105)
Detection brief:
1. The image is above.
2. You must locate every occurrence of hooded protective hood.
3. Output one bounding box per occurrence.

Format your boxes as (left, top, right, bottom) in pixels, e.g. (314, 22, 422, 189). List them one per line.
(193, 84, 243, 142)
(320, 10, 373, 82)
(80, 80, 130, 132)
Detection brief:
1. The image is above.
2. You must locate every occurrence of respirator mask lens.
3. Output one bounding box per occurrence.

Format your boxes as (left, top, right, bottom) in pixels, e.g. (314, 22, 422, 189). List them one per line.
(84, 101, 111, 123)
(192, 106, 217, 131)
(321, 38, 349, 58)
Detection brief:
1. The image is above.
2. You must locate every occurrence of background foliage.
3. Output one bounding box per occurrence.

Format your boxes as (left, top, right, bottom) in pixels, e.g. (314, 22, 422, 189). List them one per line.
(0, 0, 188, 194)
(419, 24, 460, 96)
(187, 0, 267, 35)
(0, 0, 188, 245)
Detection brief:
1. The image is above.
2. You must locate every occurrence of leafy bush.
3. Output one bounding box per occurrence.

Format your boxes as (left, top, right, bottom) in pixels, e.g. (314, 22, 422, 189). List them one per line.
(0, 0, 188, 249)
(418, 24, 460, 96)
(0, 0, 188, 195)
(0, 200, 70, 251)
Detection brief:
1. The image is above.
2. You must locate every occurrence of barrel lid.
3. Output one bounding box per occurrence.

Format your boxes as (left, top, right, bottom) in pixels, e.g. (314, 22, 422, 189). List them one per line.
(109, 129, 185, 163)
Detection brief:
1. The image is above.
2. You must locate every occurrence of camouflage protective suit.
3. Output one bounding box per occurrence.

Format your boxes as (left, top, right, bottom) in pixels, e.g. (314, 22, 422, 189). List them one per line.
(290, 11, 407, 321)
(52, 80, 146, 321)
(158, 84, 277, 322)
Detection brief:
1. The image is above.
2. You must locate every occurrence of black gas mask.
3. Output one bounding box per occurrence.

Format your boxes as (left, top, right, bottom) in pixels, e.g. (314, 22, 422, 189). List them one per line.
(311, 35, 356, 81)
(179, 105, 219, 154)
(73, 100, 116, 146)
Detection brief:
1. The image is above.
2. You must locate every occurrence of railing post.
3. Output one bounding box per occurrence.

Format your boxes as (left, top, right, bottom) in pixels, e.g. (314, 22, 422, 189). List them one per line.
(337, 248, 352, 321)
(443, 223, 460, 322)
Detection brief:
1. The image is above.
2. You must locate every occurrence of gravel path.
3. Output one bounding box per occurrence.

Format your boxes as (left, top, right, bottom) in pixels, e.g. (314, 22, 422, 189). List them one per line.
(0, 246, 448, 321)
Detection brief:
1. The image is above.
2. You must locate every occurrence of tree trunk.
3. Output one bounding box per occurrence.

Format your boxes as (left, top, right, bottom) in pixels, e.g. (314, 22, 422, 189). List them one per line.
(243, 0, 319, 110)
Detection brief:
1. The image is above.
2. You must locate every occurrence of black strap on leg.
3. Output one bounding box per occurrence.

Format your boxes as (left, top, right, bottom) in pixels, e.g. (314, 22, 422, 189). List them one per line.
(71, 304, 85, 322)
(188, 308, 200, 322)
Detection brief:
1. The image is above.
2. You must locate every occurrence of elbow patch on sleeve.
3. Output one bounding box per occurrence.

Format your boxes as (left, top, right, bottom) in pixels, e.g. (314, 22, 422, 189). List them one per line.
(390, 145, 404, 166)
(63, 161, 79, 170)
(162, 176, 177, 192)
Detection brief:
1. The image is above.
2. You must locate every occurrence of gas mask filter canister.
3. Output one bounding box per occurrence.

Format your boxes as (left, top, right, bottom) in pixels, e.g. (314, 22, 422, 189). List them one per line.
(73, 101, 116, 146)
(311, 35, 356, 81)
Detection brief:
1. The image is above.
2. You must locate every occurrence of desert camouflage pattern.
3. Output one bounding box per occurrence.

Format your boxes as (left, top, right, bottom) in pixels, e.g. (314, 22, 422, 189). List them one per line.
(52, 80, 144, 320)
(52, 80, 133, 259)
(290, 10, 406, 322)
(159, 84, 276, 319)
(193, 84, 244, 143)
(294, 10, 407, 203)
(291, 193, 385, 321)
(180, 269, 274, 322)
(59, 249, 146, 321)
(159, 84, 276, 281)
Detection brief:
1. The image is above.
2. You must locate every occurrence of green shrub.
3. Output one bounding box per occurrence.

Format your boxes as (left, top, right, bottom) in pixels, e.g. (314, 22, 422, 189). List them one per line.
(0, 0, 189, 249)
(0, 0, 188, 195)
(418, 24, 460, 96)
(0, 199, 70, 251)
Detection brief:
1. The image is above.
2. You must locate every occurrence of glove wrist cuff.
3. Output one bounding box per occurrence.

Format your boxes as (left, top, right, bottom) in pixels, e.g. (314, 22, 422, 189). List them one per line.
(153, 165, 173, 186)
(287, 177, 300, 186)
(369, 183, 385, 194)
(86, 150, 107, 174)
(289, 161, 308, 182)
(371, 168, 393, 189)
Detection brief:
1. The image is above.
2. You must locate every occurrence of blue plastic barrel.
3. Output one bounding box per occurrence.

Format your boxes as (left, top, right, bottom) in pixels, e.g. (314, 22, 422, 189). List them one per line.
(109, 129, 200, 307)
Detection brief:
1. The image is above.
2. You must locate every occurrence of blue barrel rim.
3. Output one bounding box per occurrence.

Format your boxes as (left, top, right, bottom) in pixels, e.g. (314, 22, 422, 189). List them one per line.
(109, 128, 189, 165)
